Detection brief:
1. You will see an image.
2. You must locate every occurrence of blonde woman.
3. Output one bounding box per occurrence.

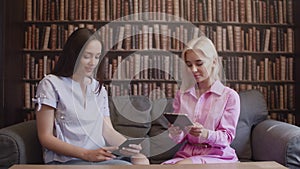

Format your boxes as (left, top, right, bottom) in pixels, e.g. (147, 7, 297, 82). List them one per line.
(163, 36, 240, 164)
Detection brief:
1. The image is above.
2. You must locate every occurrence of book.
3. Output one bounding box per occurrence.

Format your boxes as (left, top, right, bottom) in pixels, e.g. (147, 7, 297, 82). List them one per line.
(124, 24, 132, 50)
(50, 24, 57, 50)
(99, 0, 105, 21)
(42, 26, 51, 50)
(116, 26, 125, 50)
(234, 26, 241, 52)
(227, 25, 234, 51)
(263, 28, 271, 52)
(160, 25, 169, 50)
(68, 0, 75, 20)
(287, 0, 293, 24)
(92, 0, 98, 20)
(26, 0, 32, 21)
(245, 0, 252, 23)
(142, 25, 149, 50)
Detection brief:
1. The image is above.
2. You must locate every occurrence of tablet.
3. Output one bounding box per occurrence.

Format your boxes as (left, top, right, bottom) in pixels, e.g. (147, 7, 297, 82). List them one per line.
(163, 112, 194, 129)
(112, 138, 145, 156)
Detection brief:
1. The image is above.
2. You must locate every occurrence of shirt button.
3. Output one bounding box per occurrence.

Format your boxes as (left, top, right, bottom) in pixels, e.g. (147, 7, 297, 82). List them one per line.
(60, 115, 64, 120)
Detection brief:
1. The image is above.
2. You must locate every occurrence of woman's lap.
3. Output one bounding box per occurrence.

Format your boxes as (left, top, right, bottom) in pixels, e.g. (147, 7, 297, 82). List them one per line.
(47, 157, 132, 165)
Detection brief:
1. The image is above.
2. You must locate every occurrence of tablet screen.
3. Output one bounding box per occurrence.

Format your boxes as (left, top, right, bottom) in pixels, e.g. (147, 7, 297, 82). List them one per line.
(163, 112, 193, 128)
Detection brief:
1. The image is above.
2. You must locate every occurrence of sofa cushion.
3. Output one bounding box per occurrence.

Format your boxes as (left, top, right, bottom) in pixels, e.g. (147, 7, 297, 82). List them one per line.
(109, 95, 152, 138)
(231, 89, 268, 161)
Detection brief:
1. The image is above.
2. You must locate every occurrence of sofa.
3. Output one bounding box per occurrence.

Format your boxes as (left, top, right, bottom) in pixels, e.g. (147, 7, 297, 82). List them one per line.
(1, 89, 300, 169)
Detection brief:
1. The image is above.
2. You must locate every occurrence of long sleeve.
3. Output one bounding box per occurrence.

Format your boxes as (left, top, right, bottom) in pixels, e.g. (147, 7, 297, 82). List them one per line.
(187, 90, 240, 147)
(206, 91, 240, 147)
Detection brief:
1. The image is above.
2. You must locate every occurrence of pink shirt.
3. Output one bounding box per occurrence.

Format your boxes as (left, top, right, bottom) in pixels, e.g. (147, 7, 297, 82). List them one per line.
(163, 80, 240, 164)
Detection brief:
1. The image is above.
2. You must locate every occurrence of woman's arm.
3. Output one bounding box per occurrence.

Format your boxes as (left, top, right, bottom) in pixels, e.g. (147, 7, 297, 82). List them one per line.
(187, 91, 240, 147)
(102, 116, 143, 154)
(102, 116, 127, 146)
(167, 91, 186, 143)
(102, 116, 149, 164)
(36, 105, 115, 162)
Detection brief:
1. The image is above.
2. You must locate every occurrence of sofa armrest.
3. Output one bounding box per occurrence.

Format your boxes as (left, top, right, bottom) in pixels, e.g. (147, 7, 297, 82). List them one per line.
(0, 120, 43, 169)
(252, 119, 300, 169)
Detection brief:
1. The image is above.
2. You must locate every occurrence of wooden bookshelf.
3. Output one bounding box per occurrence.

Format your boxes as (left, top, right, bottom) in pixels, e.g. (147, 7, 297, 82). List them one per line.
(0, 0, 298, 126)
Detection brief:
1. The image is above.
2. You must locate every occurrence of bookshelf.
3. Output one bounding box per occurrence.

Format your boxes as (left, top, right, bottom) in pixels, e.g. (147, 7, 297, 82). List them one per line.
(0, 0, 297, 126)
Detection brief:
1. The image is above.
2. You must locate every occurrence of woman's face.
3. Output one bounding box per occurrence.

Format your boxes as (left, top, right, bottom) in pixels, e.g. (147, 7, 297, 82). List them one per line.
(184, 49, 214, 83)
(75, 40, 102, 77)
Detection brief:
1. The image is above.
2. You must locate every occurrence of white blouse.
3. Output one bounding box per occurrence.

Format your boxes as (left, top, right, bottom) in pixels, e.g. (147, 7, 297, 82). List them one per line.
(34, 74, 110, 163)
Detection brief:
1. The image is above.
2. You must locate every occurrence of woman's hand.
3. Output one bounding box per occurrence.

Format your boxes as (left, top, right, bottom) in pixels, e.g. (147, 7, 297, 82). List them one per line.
(82, 147, 117, 162)
(118, 143, 142, 157)
(188, 122, 208, 139)
(118, 144, 150, 164)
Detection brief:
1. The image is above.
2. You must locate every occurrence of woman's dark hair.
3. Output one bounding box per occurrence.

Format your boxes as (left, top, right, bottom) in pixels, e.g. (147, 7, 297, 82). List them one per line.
(52, 28, 104, 93)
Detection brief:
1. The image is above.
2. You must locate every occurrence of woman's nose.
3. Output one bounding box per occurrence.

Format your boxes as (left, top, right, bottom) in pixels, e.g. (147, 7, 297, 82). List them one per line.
(90, 57, 98, 65)
(191, 65, 197, 72)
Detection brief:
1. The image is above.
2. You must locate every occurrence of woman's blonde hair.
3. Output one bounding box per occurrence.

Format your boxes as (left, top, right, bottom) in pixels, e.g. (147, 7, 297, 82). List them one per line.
(182, 36, 225, 82)
(180, 36, 225, 91)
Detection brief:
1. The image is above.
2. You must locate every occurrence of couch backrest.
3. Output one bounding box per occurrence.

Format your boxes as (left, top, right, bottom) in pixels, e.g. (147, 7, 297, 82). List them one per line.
(109, 89, 269, 163)
(109, 95, 152, 138)
(231, 89, 268, 161)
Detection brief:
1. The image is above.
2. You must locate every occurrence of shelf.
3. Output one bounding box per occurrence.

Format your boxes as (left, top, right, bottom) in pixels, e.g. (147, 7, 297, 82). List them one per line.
(22, 48, 295, 55)
(19, 0, 298, 125)
(23, 49, 63, 52)
(23, 20, 294, 27)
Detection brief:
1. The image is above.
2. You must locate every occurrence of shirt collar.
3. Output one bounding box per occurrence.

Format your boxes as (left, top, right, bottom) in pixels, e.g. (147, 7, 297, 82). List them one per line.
(183, 80, 225, 96)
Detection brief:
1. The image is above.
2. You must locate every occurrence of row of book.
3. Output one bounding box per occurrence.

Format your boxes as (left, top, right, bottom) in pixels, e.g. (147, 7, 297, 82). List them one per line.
(23, 81, 179, 109)
(24, 23, 295, 53)
(24, 54, 59, 80)
(23, 54, 295, 114)
(221, 55, 294, 81)
(24, 79, 294, 110)
(102, 54, 182, 81)
(24, 53, 294, 83)
(103, 54, 294, 82)
(25, 0, 294, 24)
(269, 112, 295, 125)
(105, 82, 179, 99)
(228, 83, 295, 110)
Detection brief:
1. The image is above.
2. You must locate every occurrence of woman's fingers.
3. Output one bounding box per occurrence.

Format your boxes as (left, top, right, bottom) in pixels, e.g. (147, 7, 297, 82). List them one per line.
(119, 146, 140, 156)
(128, 143, 142, 150)
(98, 147, 117, 158)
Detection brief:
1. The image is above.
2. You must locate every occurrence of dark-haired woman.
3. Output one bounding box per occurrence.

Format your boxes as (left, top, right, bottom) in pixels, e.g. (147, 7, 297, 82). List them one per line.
(34, 28, 149, 165)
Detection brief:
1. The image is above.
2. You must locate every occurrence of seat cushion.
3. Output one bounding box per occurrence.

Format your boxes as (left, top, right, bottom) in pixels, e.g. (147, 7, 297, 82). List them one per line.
(231, 89, 268, 161)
